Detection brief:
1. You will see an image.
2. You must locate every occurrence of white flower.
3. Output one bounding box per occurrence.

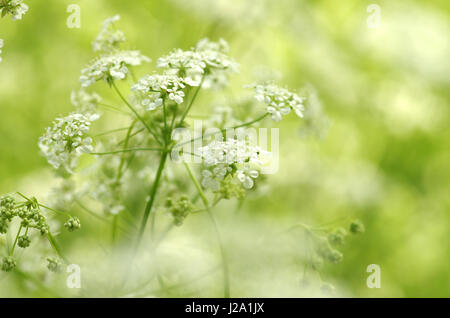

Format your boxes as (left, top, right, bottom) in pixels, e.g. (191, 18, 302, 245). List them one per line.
(251, 83, 306, 122)
(199, 138, 267, 189)
(92, 15, 126, 53)
(38, 113, 98, 173)
(71, 90, 102, 115)
(131, 74, 186, 110)
(80, 50, 150, 87)
(237, 165, 259, 189)
(201, 164, 230, 191)
(200, 138, 263, 167)
(0, 39, 3, 63)
(157, 38, 238, 88)
(1, 0, 28, 21)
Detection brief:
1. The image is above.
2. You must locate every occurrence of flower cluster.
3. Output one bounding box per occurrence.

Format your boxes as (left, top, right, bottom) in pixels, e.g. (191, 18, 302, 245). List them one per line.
(0, 39, 3, 63)
(0, 195, 49, 236)
(46, 257, 63, 273)
(38, 113, 98, 174)
(298, 220, 365, 293)
(199, 139, 264, 190)
(92, 15, 126, 53)
(166, 195, 194, 226)
(80, 50, 150, 87)
(0, 0, 28, 21)
(132, 74, 186, 110)
(250, 83, 306, 122)
(64, 216, 81, 232)
(157, 38, 238, 88)
(71, 89, 102, 115)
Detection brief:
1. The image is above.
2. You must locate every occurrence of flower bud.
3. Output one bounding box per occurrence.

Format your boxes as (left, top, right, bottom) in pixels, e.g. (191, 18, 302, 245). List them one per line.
(1, 256, 16, 272)
(17, 235, 31, 248)
(349, 220, 365, 234)
(64, 217, 81, 232)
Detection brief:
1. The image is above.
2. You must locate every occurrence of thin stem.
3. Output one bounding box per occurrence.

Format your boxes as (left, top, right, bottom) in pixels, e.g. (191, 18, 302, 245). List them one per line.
(111, 81, 162, 146)
(183, 162, 230, 298)
(94, 127, 130, 137)
(98, 103, 131, 115)
(47, 233, 69, 264)
(9, 224, 23, 256)
(178, 76, 205, 126)
(90, 147, 163, 155)
(38, 204, 71, 217)
(174, 113, 269, 149)
(136, 151, 169, 245)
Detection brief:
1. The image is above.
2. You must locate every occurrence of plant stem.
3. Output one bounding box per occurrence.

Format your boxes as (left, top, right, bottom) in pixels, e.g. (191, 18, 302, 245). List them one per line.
(183, 162, 231, 298)
(112, 81, 162, 146)
(9, 224, 22, 256)
(178, 76, 204, 126)
(137, 151, 169, 245)
(47, 233, 70, 264)
(175, 113, 269, 149)
(90, 147, 163, 155)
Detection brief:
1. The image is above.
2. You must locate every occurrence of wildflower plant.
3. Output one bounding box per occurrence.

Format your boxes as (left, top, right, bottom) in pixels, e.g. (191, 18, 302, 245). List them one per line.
(1, 13, 350, 297)
(0, 0, 28, 21)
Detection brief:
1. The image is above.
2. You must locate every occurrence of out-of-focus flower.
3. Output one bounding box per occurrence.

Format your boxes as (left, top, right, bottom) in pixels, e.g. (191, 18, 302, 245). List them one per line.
(80, 50, 150, 87)
(0, 0, 28, 21)
(132, 74, 186, 110)
(157, 38, 238, 88)
(38, 113, 98, 173)
(250, 83, 305, 122)
(92, 15, 126, 53)
(71, 90, 102, 115)
(0, 39, 3, 63)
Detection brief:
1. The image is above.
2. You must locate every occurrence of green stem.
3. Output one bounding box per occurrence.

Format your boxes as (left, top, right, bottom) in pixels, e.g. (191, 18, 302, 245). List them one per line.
(47, 233, 69, 264)
(183, 162, 231, 298)
(174, 113, 269, 149)
(178, 76, 205, 126)
(90, 147, 163, 155)
(136, 151, 169, 245)
(9, 224, 22, 256)
(112, 81, 162, 146)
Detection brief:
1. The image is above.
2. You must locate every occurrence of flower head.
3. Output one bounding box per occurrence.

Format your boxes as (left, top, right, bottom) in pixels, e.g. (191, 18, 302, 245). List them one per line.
(92, 15, 126, 53)
(157, 38, 238, 88)
(250, 83, 306, 122)
(39, 113, 98, 173)
(1, 0, 28, 21)
(131, 74, 186, 110)
(1, 256, 16, 272)
(80, 50, 150, 87)
(71, 89, 102, 115)
(64, 216, 81, 232)
(199, 139, 265, 190)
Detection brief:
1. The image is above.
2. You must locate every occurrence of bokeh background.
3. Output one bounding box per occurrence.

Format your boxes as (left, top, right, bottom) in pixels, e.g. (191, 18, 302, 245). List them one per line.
(0, 0, 449, 297)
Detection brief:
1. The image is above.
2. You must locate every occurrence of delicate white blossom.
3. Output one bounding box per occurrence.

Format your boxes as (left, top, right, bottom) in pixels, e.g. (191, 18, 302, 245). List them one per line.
(237, 165, 259, 189)
(199, 139, 265, 189)
(131, 74, 186, 110)
(80, 50, 150, 87)
(39, 113, 98, 173)
(157, 38, 238, 88)
(251, 83, 306, 122)
(71, 90, 102, 115)
(1, 0, 28, 21)
(92, 15, 126, 53)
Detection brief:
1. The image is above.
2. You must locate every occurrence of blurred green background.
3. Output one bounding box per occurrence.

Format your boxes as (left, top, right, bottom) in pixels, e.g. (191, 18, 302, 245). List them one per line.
(0, 0, 449, 297)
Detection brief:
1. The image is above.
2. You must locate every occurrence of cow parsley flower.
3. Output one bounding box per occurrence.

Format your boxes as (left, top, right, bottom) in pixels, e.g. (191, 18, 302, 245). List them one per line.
(199, 139, 265, 189)
(157, 38, 238, 88)
(131, 74, 186, 110)
(92, 15, 126, 53)
(71, 90, 102, 115)
(1, 0, 28, 21)
(80, 50, 150, 87)
(0, 39, 3, 63)
(38, 113, 98, 173)
(250, 83, 306, 122)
